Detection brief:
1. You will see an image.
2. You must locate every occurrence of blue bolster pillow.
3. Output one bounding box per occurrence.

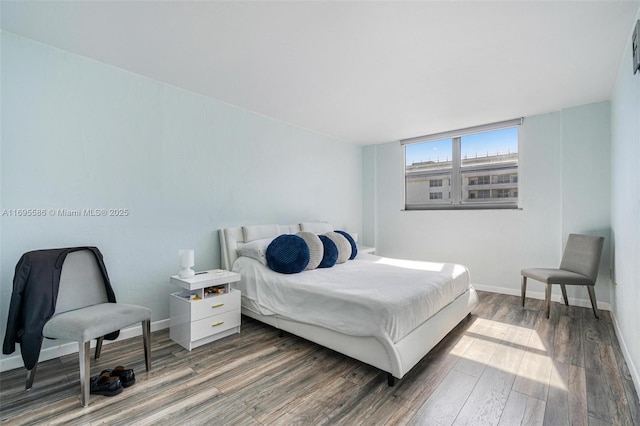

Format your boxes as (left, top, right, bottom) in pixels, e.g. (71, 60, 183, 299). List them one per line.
(318, 235, 338, 268)
(266, 234, 310, 274)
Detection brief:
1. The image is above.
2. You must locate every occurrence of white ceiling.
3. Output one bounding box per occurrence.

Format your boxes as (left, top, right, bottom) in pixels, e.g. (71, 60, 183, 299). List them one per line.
(2, 1, 639, 144)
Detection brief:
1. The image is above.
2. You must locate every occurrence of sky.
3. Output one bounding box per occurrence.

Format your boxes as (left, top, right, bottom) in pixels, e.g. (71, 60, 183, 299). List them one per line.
(405, 127, 518, 165)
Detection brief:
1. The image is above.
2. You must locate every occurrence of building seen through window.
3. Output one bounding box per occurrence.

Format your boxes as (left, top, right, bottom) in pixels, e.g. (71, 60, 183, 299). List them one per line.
(404, 121, 521, 209)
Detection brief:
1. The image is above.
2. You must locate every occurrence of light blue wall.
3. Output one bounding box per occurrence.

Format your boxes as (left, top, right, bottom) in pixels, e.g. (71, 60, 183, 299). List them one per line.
(361, 145, 377, 248)
(365, 101, 612, 306)
(0, 32, 363, 358)
(561, 102, 611, 240)
(559, 102, 612, 304)
(610, 9, 640, 395)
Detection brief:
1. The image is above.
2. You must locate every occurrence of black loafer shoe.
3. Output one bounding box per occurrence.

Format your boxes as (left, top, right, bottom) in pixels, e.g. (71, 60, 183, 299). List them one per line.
(102, 366, 135, 387)
(90, 372, 123, 396)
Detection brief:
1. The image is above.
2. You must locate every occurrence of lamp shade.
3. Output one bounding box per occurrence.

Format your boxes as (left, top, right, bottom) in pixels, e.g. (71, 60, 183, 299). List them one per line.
(178, 249, 195, 278)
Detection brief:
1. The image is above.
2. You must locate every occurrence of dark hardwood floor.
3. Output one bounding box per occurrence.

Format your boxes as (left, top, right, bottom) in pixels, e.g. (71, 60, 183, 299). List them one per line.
(1, 291, 638, 425)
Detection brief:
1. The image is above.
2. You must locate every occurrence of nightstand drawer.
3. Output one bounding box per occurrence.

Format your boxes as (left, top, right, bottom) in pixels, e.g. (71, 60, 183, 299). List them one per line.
(190, 310, 241, 342)
(190, 289, 240, 321)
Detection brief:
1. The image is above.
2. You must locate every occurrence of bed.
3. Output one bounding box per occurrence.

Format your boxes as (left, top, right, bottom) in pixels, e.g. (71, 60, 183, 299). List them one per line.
(219, 223, 478, 385)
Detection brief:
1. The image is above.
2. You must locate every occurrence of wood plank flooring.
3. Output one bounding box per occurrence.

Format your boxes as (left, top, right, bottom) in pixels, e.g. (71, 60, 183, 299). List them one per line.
(1, 291, 638, 425)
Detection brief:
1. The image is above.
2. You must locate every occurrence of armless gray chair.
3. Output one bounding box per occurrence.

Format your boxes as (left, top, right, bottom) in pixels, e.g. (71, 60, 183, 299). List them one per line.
(521, 234, 604, 319)
(27, 250, 151, 407)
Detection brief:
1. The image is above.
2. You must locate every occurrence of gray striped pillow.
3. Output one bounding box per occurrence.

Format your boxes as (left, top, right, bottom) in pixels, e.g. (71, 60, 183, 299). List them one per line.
(324, 231, 351, 264)
(296, 232, 324, 270)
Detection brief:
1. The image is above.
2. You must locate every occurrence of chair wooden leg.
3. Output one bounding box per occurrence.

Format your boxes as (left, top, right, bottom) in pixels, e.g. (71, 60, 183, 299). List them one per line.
(95, 336, 104, 360)
(545, 283, 552, 319)
(142, 319, 151, 371)
(560, 285, 569, 306)
(25, 365, 38, 390)
(587, 286, 599, 319)
(521, 276, 527, 307)
(25, 336, 42, 390)
(79, 341, 91, 407)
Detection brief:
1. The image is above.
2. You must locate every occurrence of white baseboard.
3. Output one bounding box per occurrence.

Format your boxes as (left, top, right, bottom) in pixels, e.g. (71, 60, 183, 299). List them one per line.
(473, 283, 612, 311)
(610, 312, 640, 404)
(0, 319, 170, 373)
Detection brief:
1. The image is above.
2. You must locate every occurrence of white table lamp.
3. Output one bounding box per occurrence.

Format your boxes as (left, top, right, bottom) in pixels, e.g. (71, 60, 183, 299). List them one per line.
(178, 249, 195, 278)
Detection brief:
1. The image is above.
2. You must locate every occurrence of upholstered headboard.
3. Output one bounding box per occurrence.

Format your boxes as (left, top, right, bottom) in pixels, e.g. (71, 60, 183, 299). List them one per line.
(219, 222, 333, 270)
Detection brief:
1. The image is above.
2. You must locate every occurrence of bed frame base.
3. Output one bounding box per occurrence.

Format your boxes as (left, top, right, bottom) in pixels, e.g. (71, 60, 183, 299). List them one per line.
(387, 373, 396, 387)
(240, 287, 478, 383)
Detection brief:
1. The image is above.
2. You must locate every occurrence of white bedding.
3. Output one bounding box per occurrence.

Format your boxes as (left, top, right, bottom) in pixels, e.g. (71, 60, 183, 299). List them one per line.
(232, 253, 471, 343)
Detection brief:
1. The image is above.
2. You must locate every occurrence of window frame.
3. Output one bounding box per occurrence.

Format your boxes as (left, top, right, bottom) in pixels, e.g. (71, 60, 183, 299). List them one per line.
(402, 118, 523, 211)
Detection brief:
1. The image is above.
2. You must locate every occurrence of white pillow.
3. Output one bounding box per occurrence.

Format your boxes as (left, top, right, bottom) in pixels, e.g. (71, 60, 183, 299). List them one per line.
(296, 232, 323, 270)
(237, 238, 273, 264)
(242, 224, 283, 242)
(300, 222, 333, 234)
(323, 231, 351, 264)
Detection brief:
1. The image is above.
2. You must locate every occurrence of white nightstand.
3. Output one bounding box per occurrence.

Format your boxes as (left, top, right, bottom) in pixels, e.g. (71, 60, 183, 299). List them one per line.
(169, 270, 241, 351)
(358, 246, 376, 255)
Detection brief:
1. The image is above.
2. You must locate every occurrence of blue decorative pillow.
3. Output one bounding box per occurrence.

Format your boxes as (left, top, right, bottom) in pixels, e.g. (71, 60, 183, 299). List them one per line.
(266, 235, 310, 274)
(318, 235, 338, 268)
(335, 230, 358, 260)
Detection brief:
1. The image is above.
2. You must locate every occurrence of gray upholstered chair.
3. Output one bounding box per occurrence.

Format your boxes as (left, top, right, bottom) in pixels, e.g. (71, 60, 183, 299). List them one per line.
(521, 234, 604, 319)
(26, 250, 151, 407)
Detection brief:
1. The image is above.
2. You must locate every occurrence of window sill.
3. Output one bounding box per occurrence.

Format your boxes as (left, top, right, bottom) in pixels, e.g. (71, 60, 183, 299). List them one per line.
(404, 204, 521, 211)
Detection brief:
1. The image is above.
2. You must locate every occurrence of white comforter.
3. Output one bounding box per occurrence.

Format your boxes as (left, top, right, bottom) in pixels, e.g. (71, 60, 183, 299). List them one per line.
(232, 253, 471, 343)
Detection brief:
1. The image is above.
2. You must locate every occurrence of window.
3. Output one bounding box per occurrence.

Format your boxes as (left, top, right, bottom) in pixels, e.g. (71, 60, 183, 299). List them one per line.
(495, 189, 512, 198)
(469, 189, 491, 199)
(403, 118, 522, 210)
(469, 176, 490, 185)
(495, 174, 511, 184)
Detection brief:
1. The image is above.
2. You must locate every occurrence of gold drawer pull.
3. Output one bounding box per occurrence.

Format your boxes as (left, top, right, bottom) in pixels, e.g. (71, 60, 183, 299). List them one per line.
(211, 303, 224, 308)
(211, 321, 224, 327)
